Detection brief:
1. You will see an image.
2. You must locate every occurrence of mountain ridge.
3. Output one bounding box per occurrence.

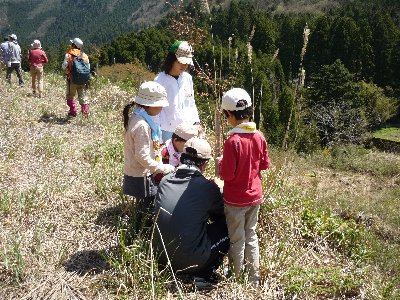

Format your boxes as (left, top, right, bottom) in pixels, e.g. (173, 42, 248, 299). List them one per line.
(0, 0, 398, 47)
(0, 0, 349, 46)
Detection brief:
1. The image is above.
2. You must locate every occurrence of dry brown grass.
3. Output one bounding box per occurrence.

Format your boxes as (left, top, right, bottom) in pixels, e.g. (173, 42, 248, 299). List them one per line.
(0, 71, 398, 299)
(0, 73, 127, 299)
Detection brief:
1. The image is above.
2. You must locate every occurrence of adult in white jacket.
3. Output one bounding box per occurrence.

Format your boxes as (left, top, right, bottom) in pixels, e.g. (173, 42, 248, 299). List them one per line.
(155, 41, 200, 142)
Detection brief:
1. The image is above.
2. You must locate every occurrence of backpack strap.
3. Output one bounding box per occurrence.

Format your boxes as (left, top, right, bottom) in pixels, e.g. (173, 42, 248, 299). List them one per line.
(67, 49, 81, 79)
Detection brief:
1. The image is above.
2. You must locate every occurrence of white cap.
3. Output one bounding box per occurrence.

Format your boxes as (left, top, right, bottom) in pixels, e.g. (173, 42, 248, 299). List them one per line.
(70, 37, 83, 49)
(8, 34, 17, 41)
(221, 88, 252, 111)
(174, 123, 198, 141)
(134, 81, 169, 107)
(183, 137, 212, 159)
(169, 41, 193, 65)
(31, 39, 41, 49)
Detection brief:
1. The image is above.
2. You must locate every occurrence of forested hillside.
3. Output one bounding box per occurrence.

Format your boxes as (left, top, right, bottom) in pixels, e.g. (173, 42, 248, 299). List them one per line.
(1, 0, 400, 47)
(97, 0, 400, 151)
(0, 0, 155, 46)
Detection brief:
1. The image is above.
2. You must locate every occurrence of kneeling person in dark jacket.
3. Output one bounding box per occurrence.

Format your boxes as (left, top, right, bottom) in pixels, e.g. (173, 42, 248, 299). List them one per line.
(153, 137, 229, 284)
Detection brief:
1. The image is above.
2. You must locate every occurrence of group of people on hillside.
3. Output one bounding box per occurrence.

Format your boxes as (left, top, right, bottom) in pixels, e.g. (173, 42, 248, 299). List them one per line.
(0, 34, 90, 116)
(1, 33, 271, 287)
(122, 40, 270, 288)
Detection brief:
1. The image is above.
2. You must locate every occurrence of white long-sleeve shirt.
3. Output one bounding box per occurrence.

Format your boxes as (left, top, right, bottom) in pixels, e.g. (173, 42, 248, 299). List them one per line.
(154, 71, 200, 132)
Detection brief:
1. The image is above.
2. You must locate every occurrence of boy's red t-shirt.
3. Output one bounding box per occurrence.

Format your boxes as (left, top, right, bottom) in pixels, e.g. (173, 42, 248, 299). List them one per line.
(219, 131, 270, 207)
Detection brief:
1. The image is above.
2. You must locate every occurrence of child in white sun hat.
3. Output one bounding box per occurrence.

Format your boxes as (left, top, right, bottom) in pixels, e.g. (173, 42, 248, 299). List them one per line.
(154, 122, 199, 184)
(122, 81, 175, 232)
(161, 122, 199, 166)
(154, 40, 201, 143)
(217, 87, 271, 285)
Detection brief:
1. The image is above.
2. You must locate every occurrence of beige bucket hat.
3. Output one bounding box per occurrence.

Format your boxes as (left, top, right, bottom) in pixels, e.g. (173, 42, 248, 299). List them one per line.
(134, 81, 169, 107)
(174, 123, 199, 141)
(183, 137, 212, 159)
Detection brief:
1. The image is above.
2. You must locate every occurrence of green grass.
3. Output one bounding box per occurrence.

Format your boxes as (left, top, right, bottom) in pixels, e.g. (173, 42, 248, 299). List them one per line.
(284, 265, 362, 298)
(0, 235, 24, 283)
(290, 144, 400, 298)
(312, 144, 400, 176)
(373, 127, 400, 142)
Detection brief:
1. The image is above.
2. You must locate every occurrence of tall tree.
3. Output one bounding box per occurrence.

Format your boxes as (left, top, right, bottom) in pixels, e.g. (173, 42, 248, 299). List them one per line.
(305, 16, 332, 76)
(306, 60, 365, 146)
(371, 14, 398, 86)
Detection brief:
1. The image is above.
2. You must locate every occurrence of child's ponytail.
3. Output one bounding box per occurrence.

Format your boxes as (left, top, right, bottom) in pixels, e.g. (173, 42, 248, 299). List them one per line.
(123, 101, 135, 130)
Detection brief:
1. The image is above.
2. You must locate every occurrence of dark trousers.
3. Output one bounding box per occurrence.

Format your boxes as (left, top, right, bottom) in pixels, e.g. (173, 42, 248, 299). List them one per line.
(6, 63, 24, 85)
(123, 174, 157, 233)
(194, 217, 230, 278)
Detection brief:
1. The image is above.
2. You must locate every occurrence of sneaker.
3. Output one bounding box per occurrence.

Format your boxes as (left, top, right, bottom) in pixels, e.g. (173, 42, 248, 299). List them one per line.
(193, 277, 212, 289)
(67, 111, 77, 118)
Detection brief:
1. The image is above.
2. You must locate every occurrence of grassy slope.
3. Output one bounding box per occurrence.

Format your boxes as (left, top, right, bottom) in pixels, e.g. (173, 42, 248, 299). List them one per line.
(373, 127, 400, 142)
(0, 71, 399, 299)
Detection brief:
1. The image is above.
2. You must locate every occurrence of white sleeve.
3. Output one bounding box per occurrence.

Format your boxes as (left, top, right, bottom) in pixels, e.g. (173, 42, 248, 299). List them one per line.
(189, 76, 200, 123)
(61, 54, 69, 69)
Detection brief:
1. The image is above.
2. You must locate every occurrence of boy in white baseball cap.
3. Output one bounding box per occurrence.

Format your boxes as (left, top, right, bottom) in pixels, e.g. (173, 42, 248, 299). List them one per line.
(217, 87, 271, 285)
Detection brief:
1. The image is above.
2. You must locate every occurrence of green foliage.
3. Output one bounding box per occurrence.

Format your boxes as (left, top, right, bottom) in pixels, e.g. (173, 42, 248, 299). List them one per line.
(358, 81, 399, 127)
(301, 207, 369, 261)
(373, 126, 400, 142)
(0, 235, 24, 283)
(312, 144, 400, 177)
(284, 265, 362, 298)
(104, 204, 172, 298)
(306, 60, 367, 146)
(0, 191, 12, 215)
(99, 27, 172, 73)
(96, 63, 155, 92)
(295, 119, 321, 154)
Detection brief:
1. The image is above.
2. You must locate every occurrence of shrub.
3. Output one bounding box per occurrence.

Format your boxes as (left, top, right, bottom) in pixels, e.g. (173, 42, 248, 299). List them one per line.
(301, 207, 369, 261)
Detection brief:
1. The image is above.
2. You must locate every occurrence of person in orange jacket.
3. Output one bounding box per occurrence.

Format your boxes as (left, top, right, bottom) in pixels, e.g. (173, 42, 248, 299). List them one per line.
(61, 37, 90, 117)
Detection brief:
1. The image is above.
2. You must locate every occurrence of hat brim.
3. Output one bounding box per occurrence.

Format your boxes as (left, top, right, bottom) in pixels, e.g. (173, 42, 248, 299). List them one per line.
(176, 56, 193, 65)
(134, 97, 169, 108)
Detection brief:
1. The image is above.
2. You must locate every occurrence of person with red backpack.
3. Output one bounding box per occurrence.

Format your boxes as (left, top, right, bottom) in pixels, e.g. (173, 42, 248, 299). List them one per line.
(62, 37, 91, 117)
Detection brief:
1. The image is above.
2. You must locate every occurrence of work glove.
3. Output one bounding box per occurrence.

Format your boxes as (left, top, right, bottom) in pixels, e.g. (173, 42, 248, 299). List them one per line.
(161, 164, 175, 174)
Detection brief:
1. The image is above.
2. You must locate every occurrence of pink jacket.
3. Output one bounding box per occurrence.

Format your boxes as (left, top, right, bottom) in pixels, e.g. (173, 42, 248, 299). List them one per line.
(219, 131, 270, 207)
(28, 48, 48, 67)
